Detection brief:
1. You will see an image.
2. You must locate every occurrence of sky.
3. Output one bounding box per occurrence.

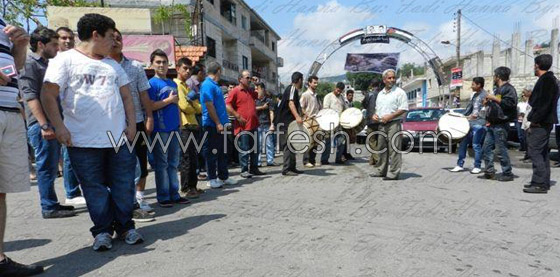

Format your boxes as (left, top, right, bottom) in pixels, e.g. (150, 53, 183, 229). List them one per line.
(16, 0, 560, 82)
(244, 0, 560, 82)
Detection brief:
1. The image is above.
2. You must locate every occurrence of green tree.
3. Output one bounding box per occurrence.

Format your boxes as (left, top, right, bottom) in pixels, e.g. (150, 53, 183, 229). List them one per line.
(152, 3, 192, 39)
(346, 72, 381, 92)
(2, 0, 99, 28)
(316, 82, 334, 102)
(398, 63, 425, 78)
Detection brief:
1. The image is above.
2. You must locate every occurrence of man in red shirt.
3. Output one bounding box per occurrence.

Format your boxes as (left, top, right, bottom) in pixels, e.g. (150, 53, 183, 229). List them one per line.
(226, 70, 266, 178)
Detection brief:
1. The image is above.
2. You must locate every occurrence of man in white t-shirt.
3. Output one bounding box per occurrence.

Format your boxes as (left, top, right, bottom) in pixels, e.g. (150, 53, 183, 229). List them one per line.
(41, 13, 143, 251)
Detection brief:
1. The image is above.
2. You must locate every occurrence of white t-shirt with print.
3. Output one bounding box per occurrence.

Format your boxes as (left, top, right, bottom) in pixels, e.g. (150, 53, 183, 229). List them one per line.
(43, 49, 130, 148)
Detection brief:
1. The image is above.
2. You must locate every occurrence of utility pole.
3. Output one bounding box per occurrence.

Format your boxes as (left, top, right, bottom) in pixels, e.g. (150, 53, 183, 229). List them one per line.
(454, 9, 462, 108)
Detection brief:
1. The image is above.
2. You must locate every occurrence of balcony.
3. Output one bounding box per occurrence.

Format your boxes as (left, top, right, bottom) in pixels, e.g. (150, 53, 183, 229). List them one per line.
(250, 35, 276, 62)
(277, 57, 284, 67)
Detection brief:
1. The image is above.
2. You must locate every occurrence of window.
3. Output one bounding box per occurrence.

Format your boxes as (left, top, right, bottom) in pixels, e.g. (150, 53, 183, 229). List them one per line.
(242, 15, 247, 30)
(271, 41, 275, 52)
(207, 36, 216, 58)
(221, 0, 237, 25)
(242, 56, 248, 70)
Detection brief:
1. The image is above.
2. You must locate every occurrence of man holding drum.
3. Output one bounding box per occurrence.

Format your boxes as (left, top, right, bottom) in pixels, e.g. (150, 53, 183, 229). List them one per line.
(450, 77, 487, 174)
(370, 69, 408, 180)
(300, 75, 322, 168)
(276, 72, 304, 176)
(322, 82, 349, 164)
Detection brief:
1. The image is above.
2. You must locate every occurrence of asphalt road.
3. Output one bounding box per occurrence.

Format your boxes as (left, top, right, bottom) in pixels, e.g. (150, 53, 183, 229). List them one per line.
(5, 146, 560, 277)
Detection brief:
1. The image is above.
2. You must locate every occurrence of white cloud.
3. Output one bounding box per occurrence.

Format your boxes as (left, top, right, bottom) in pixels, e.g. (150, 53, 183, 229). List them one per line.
(277, 0, 376, 82)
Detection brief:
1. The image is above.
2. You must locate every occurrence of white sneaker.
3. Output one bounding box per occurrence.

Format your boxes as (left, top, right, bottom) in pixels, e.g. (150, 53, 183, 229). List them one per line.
(207, 179, 223, 189)
(450, 166, 465, 172)
(65, 196, 86, 205)
(137, 198, 154, 213)
(304, 163, 314, 168)
(470, 168, 482, 174)
(221, 178, 237, 186)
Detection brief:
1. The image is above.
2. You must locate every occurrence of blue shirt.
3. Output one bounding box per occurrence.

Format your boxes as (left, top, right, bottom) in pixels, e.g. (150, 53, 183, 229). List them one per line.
(200, 76, 229, 127)
(148, 77, 180, 132)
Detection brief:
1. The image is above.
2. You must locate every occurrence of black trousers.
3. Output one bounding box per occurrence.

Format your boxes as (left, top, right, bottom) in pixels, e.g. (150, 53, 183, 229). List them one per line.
(527, 124, 552, 188)
(278, 124, 296, 173)
(180, 127, 199, 192)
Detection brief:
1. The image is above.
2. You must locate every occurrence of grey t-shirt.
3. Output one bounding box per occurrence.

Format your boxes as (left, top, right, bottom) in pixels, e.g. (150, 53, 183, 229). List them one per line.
(119, 56, 150, 123)
(20, 54, 49, 127)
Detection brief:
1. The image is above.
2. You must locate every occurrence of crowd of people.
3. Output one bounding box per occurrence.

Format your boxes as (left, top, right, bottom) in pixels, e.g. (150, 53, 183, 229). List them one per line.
(448, 59, 559, 195)
(0, 12, 559, 277)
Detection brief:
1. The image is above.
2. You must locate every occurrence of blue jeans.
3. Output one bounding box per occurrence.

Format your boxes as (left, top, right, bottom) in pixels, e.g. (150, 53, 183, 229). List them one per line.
(203, 126, 228, 180)
(67, 147, 136, 237)
(516, 120, 526, 151)
(62, 146, 82, 199)
(27, 123, 60, 212)
(152, 131, 181, 203)
(457, 125, 486, 168)
(257, 125, 275, 165)
(238, 129, 258, 172)
(483, 124, 512, 176)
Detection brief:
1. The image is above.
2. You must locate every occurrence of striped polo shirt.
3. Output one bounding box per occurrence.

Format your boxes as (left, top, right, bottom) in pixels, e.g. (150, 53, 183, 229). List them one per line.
(0, 17, 20, 110)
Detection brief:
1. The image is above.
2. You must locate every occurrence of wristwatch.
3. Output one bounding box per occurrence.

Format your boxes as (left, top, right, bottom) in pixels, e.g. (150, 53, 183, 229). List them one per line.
(40, 123, 51, 130)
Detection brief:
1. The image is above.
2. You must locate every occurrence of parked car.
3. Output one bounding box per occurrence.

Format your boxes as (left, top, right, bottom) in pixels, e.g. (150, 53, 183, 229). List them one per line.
(402, 108, 448, 151)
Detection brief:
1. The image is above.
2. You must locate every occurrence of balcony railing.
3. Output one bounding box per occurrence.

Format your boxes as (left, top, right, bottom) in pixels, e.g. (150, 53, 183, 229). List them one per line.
(223, 59, 239, 72)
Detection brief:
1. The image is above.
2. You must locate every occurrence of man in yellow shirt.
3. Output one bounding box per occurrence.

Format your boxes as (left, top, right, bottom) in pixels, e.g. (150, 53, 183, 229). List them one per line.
(174, 58, 203, 199)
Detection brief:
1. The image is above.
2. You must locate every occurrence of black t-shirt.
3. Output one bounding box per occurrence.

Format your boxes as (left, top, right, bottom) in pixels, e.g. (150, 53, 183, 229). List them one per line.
(275, 85, 301, 128)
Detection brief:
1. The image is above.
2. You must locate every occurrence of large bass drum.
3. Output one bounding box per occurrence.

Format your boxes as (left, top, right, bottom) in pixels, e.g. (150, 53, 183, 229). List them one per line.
(340, 107, 365, 143)
(437, 112, 470, 145)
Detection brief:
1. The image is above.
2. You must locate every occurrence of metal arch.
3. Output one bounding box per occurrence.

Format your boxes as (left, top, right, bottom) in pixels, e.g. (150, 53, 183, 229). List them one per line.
(307, 26, 447, 87)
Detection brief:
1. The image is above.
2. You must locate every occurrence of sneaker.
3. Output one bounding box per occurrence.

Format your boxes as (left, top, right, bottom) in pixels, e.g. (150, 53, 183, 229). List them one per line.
(174, 197, 191, 205)
(185, 189, 200, 199)
(483, 173, 495, 180)
(132, 209, 155, 223)
(137, 198, 154, 213)
(282, 171, 298, 176)
(249, 169, 266, 176)
(292, 169, 304, 174)
(65, 196, 86, 205)
(123, 229, 144, 245)
(523, 186, 549, 194)
(158, 201, 173, 208)
(304, 163, 314, 168)
(207, 179, 223, 189)
(92, 232, 112, 251)
(197, 173, 207, 181)
(496, 174, 514, 182)
(450, 166, 465, 172)
(0, 257, 43, 276)
(470, 168, 482, 174)
(42, 209, 76, 219)
(57, 204, 75, 211)
(240, 171, 253, 178)
(221, 178, 237, 186)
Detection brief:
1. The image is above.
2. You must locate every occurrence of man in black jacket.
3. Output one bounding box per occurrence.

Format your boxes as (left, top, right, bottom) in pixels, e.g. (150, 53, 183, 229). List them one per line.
(523, 54, 559, 193)
(482, 67, 517, 182)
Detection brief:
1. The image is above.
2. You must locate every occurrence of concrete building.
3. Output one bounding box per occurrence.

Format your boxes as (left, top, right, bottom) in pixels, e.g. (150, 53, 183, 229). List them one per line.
(402, 28, 560, 108)
(49, 0, 283, 93)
